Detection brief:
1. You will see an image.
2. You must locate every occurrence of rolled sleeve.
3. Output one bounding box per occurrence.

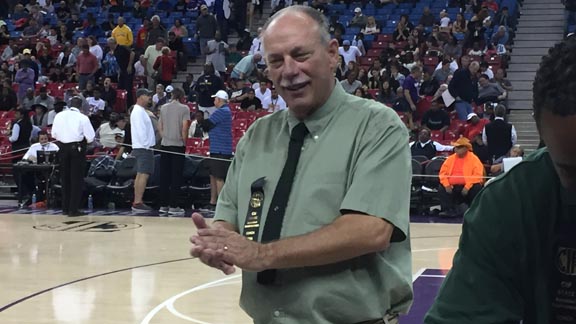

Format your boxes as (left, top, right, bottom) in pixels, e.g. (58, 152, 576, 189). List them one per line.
(339, 113, 411, 242)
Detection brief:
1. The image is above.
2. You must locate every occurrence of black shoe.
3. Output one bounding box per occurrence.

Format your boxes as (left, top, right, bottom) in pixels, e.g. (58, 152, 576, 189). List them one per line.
(68, 211, 87, 217)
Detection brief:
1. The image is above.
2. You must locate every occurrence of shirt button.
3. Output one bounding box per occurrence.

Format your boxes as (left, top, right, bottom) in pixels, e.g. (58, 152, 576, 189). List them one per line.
(273, 310, 280, 317)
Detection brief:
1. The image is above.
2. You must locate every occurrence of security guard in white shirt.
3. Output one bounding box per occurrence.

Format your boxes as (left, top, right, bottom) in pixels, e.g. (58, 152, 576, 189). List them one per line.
(51, 97, 96, 216)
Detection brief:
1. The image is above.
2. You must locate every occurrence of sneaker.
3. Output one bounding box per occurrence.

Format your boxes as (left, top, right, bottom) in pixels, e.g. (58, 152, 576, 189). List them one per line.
(159, 206, 169, 214)
(168, 207, 185, 216)
(132, 203, 153, 213)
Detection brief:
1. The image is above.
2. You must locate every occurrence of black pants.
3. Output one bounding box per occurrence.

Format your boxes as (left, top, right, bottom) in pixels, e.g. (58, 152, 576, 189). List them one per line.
(118, 72, 134, 107)
(159, 146, 185, 207)
(438, 184, 483, 212)
(59, 142, 86, 214)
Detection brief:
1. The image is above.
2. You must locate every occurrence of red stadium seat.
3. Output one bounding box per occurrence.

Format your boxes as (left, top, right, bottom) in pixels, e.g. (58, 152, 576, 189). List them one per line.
(232, 119, 249, 130)
(377, 34, 393, 43)
(372, 41, 388, 49)
(444, 130, 459, 141)
(186, 138, 203, 147)
(430, 130, 443, 141)
(366, 49, 381, 57)
(424, 56, 439, 68)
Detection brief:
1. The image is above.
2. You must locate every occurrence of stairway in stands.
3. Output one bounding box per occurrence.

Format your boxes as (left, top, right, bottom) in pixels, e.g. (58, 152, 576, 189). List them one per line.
(506, 0, 564, 151)
(173, 2, 273, 88)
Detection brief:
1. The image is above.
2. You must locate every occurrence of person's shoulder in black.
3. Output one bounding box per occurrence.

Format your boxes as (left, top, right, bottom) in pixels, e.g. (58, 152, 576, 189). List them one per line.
(392, 97, 410, 113)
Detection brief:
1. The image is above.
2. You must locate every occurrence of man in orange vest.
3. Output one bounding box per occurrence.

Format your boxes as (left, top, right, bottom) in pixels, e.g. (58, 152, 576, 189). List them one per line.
(438, 137, 485, 217)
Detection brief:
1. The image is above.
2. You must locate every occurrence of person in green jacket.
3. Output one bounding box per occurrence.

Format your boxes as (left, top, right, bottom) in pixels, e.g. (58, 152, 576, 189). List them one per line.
(425, 37, 576, 323)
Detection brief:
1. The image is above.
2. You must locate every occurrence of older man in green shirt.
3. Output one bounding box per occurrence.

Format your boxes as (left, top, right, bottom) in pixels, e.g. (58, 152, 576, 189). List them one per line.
(190, 6, 413, 324)
(425, 38, 576, 323)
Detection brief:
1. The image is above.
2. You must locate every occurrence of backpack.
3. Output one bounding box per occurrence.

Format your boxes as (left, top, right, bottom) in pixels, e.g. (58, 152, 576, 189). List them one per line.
(87, 155, 116, 180)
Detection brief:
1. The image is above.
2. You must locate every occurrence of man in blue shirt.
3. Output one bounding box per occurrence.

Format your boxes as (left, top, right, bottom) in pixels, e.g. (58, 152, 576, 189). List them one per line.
(201, 90, 233, 209)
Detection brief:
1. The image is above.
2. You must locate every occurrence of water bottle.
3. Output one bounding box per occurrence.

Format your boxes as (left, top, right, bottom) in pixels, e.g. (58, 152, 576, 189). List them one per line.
(31, 194, 37, 208)
(88, 194, 94, 210)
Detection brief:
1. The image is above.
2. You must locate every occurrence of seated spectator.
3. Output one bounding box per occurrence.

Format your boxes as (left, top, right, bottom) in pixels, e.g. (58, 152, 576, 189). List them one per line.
(240, 88, 262, 111)
(262, 87, 287, 112)
(87, 88, 106, 117)
(188, 110, 208, 139)
(377, 79, 396, 105)
(438, 137, 485, 217)
(478, 74, 507, 104)
(419, 7, 435, 28)
(492, 6, 515, 29)
(23, 19, 41, 38)
(352, 33, 366, 56)
(340, 71, 362, 94)
(132, 1, 148, 19)
(393, 15, 413, 42)
(100, 77, 117, 112)
(66, 13, 84, 32)
(170, 19, 189, 38)
(349, 7, 368, 28)
(410, 128, 454, 160)
(231, 53, 261, 81)
(439, 10, 451, 31)
(420, 68, 440, 97)
(468, 41, 484, 57)
(21, 88, 36, 111)
(361, 16, 380, 35)
(452, 13, 468, 36)
(0, 79, 17, 111)
(338, 40, 362, 66)
(34, 87, 55, 110)
(494, 68, 513, 91)
(490, 145, 524, 175)
(31, 104, 49, 128)
(134, 55, 145, 77)
(491, 25, 509, 47)
(479, 61, 494, 80)
(464, 112, 490, 140)
(254, 80, 271, 102)
(482, 104, 517, 161)
(433, 59, 453, 84)
(421, 100, 451, 131)
(97, 112, 127, 149)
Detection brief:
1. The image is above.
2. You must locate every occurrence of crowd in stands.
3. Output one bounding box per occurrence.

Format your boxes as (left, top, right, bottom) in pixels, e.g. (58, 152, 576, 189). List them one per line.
(0, 0, 523, 215)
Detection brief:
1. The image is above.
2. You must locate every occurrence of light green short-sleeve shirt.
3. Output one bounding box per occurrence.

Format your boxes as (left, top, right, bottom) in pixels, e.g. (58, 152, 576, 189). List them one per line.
(215, 82, 413, 324)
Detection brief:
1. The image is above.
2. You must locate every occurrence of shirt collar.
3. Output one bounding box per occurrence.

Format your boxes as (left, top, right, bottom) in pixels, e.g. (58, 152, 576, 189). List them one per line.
(286, 80, 345, 140)
(69, 107, 80, 112)
(495, 116, 505, 121)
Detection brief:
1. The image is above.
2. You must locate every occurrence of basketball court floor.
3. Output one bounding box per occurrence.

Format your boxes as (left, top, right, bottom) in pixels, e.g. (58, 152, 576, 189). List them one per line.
(0, 210, 461, 323)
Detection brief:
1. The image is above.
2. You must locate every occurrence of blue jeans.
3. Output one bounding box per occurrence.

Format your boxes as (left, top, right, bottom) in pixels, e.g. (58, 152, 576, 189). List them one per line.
(455, 100, 473, 121)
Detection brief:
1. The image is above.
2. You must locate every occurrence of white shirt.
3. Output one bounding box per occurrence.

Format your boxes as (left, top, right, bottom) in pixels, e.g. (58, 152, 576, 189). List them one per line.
(23, 142, 60, 161)
(134, 61, 145, 77)
(89, 45, 103, 62)
(52, 108, 95, 144)
(47, 110, 57, 125)
(338, 46, 362, 65)
(130, 104, 156, 149)
(440, 17, 451, 28)
(262, 95, 287, 112)
(249, 37, 265, 65)
(153, 92, 166, 105)
(409, 140, 454, 152)
(255, 87, 271, 102)
(86, 97, 106, 115)
(435, 60, 459, 73)
(482, 117, 517, 147)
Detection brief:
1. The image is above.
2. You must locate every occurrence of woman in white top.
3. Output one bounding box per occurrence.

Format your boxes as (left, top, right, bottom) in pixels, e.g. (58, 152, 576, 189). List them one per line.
(152, 83, 166, 106)
(361, 16, 380, 35)
(97, 113, 127, 148)
(87, 36, 103, 63)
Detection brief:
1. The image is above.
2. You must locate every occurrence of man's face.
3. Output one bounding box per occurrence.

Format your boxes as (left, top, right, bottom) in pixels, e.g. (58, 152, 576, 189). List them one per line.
(40, 91, 47, 99)
(538, 112, 576, 190)
(419, 130, 431, 142)
(455, 146, 468, 158)
(247, 91, 255, 99)
(39, 134, 48, 145)
(104, 78, 111, 87)
(155, 41, 163, 51)
(35, 107, 43, 115)
(271, 89, 278, 98)
(259, 82, 267, 91)
(479, 77, 489, 87)
(263, 12, 339, 117)
(94, 91, 100, 99)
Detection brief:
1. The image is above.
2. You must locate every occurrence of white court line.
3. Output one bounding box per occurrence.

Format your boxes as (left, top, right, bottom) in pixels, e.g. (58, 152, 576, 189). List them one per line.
(412, 268, 426, 282)
(166, 280, 242, 323)
(140, 274, 241, 324)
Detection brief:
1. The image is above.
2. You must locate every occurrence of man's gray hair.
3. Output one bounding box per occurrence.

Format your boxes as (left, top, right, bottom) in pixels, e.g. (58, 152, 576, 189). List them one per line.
(262, 5, 331, 46)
